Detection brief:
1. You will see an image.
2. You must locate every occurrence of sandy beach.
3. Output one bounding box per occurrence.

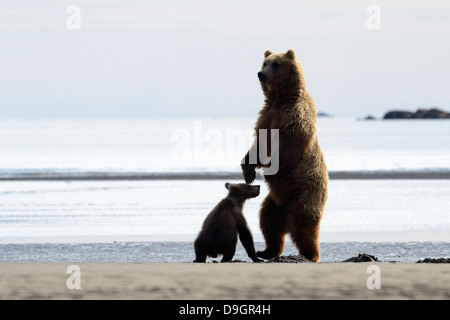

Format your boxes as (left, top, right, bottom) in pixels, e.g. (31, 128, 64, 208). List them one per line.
(1, 262, 449, 300)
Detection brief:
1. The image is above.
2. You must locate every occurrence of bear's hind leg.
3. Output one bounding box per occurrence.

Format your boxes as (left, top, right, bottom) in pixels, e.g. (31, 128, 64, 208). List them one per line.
(257, 195, 287, 260)
(220, 246, 236, 262)
(193, 253, 207, 263)
(193, 247, 208, 263)
(193, 237, 208, 262)
(290, 221, 321, 262)
(193, 245, 207, 263)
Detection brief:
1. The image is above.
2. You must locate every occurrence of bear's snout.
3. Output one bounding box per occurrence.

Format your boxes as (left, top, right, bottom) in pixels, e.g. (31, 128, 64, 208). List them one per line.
(252, 185, 261, 197)
(257, 71, 267, 83)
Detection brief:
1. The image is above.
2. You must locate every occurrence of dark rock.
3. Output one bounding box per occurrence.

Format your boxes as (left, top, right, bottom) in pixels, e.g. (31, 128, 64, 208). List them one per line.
(383, 110, 414, 119)
(416, 258, 450, 263)
(383, 108, 450, 119)
(266, 255, 311, 263)
(343, 253, 378, 262)
(229, 259, 248, 263)
(422, 108, 450, 119)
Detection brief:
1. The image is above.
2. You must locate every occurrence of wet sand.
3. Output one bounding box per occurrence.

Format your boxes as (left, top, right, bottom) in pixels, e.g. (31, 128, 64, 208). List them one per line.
(1, 262, 449, 300)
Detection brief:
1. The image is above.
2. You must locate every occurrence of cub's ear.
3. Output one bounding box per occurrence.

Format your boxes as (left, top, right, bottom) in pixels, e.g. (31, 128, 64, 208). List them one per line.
(225, 182, 231, 190)
(264, 49, 274, 58)
(285, 49, 296, 60)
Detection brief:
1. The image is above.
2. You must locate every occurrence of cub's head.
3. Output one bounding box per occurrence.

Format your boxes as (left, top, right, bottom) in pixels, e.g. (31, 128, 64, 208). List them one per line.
(225, 182, 260, 199)
(257, 49, 304, 91)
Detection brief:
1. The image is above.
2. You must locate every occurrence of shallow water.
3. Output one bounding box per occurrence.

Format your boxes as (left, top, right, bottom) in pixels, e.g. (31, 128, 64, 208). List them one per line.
(1, 180, 449, 242)
(1, 241, 448, 263)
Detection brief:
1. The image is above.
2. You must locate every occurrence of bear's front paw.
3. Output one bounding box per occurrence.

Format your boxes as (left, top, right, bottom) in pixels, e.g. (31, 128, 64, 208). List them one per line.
(241, 164, 256, 184)
(256, 250, 277, 260)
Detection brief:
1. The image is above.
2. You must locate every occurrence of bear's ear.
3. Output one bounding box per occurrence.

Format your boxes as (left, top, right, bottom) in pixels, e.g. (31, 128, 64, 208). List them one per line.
(225, 183, 237, 193)
(285, 49, 296, 60)
(264, 49, 274, 58)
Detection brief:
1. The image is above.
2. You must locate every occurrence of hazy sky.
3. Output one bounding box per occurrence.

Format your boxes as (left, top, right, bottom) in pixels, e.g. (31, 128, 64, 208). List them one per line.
(1, 0, 449, 118)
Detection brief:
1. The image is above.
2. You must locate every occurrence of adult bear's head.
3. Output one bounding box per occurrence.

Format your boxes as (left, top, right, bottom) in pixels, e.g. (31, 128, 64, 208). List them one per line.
(257, 49, 305, 95)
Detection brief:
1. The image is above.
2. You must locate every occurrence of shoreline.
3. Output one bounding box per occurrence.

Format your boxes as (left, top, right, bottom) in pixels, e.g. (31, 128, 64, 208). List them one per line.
(1, 170, 450, 181)
(2, 230, 450, 244)
(2, 241, 449, 264)
(1, 262, 449, 300)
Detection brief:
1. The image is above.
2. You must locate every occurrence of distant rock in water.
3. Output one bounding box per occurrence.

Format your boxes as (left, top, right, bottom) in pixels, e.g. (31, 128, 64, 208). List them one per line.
(383, 108, 450, 119)
(357, 114, 377, 121)
(317, 111, 333, 118)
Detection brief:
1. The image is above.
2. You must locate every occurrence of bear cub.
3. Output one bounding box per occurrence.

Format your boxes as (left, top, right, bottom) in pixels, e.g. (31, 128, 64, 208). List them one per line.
(194, 183, 263, 263)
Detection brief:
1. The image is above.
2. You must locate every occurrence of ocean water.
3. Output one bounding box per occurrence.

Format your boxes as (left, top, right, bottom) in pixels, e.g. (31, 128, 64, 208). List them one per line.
(0, 117, 450, 175)
(0, 118, 449, 262)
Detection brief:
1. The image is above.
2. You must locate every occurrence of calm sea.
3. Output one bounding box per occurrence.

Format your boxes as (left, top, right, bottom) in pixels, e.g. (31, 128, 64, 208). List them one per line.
(1, 117, 450, 174)
(0, 117, 449, 262)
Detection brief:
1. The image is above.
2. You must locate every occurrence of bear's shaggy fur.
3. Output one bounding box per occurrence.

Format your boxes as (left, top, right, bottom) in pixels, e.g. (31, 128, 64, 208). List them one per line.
(241, 49, 328, 262)
(194, 183, 263, 263)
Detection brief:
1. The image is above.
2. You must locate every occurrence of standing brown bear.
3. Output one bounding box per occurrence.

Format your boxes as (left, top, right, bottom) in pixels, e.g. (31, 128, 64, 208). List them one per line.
(241, 49, 328, 262)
